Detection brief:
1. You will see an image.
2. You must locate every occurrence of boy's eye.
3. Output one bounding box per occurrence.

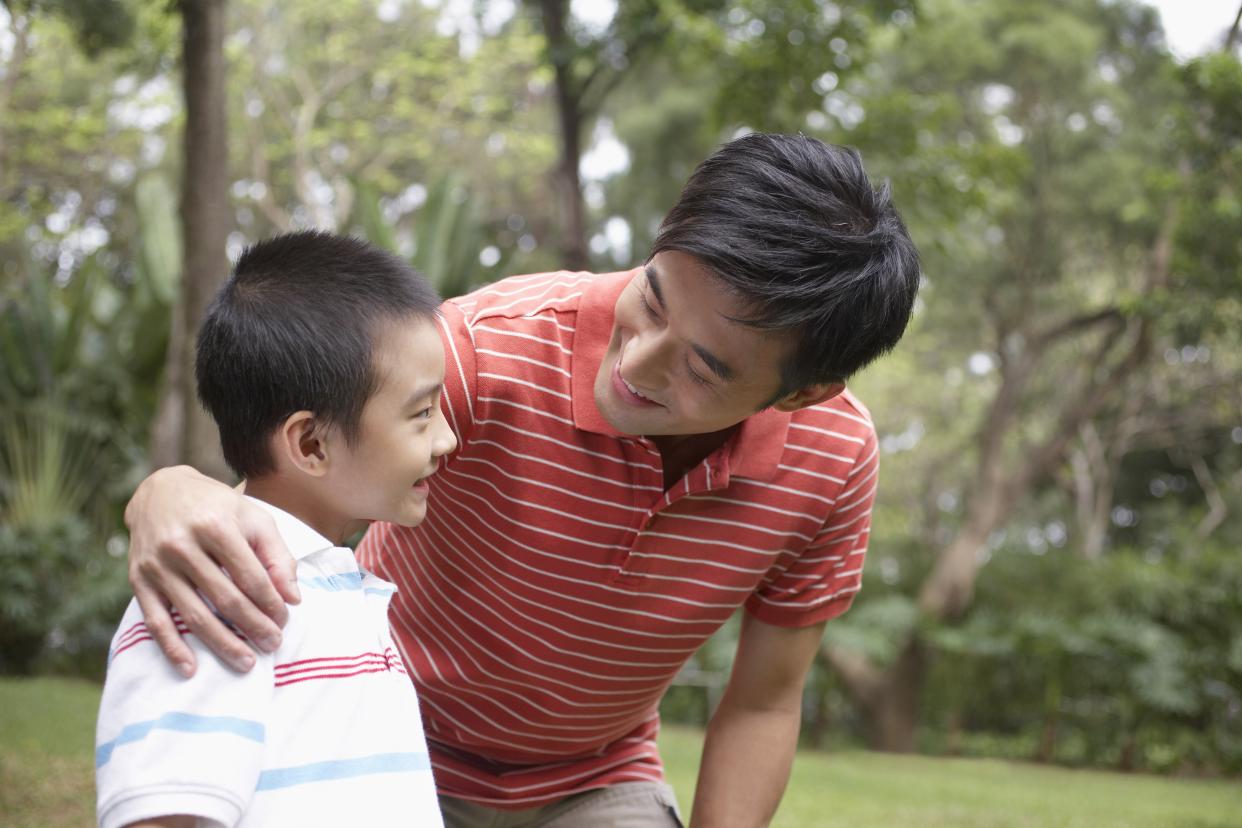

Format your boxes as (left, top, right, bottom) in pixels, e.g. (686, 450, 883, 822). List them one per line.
(413, 407, 433, 420)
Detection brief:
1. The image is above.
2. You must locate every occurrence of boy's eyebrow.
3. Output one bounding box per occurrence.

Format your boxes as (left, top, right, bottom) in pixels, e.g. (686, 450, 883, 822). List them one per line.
(403, 383, 443, 408)
(645, 263, 736, 383)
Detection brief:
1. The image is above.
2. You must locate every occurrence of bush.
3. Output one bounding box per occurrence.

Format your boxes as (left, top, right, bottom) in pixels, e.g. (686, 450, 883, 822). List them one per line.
(919, 543, 1242, 775)
(0, 517, 130, 678)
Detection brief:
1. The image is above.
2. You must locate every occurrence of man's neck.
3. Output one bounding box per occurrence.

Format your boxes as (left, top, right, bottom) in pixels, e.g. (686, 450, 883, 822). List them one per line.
(650, 426, 738, 491)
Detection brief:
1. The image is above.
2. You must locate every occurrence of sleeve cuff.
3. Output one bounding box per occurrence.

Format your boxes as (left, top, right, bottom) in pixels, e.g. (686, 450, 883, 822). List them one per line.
(744, 588, 858, 628)
(100, 786, 244, 828)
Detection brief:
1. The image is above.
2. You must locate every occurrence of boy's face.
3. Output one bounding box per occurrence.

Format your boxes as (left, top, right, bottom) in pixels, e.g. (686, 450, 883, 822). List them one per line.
(593, 250, 798, 438)
(324, 317, 456, 531)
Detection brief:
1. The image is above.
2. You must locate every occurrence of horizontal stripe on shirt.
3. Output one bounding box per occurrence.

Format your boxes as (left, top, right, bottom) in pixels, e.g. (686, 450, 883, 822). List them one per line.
(255, 751, 431, 791)
(97, 712, 265, 767)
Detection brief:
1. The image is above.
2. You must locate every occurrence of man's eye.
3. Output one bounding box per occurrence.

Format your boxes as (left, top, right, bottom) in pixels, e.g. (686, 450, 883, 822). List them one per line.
(686, 362, 712, 387)
(639, 292, 660, 319)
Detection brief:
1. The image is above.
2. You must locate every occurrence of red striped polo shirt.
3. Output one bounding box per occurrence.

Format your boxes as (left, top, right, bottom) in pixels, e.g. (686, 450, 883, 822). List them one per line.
(356, 268, 879, 808)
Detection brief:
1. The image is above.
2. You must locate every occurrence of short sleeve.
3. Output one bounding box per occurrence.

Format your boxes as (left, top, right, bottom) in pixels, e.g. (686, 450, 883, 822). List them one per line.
(436, 299, 479, 453)
(745, 429, 879, 628)
(95, 600, 274, 828)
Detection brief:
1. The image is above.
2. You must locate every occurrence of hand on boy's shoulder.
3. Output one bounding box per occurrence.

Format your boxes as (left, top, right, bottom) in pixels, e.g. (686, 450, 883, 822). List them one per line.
(126, 465, 300, 676)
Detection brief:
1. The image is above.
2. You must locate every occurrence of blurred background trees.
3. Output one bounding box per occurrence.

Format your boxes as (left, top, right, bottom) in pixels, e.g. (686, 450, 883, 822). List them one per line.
(1, 0, 1239, 776)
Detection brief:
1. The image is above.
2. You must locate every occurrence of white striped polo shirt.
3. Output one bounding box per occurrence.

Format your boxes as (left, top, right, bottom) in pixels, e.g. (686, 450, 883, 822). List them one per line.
(357, 268, 879, 808)
(96, 499, 443, 828)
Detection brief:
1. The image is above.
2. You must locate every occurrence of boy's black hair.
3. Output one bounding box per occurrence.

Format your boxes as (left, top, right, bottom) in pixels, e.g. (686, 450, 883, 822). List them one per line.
(195, 231, 441, 479)
(651, 132, 921, 397)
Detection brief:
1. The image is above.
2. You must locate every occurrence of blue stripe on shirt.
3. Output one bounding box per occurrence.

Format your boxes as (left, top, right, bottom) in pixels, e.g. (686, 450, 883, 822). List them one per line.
(96, 712, 265, 767)
(255, 751, 431, 791)
(299, 572, 364, 591)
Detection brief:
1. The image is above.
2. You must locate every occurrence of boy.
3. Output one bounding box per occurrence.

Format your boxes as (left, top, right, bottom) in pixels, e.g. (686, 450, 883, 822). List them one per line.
(95, 232, 455, 827)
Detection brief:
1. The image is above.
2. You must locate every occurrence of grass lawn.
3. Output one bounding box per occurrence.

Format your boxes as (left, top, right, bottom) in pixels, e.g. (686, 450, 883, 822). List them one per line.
(659, 726, 1242, 827)
(2, 677, 1239, 827)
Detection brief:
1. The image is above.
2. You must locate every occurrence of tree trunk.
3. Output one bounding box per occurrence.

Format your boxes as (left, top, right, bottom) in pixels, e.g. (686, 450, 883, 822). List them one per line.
(1071, 422, 1115, 561)
(537, 0, 590, 270)
(868, 639, 924, 752)
(148, 290, 187, 469)
(0, 12, 31, 179)
(178, 0, 231, 481)
(823, 637, 924, 752)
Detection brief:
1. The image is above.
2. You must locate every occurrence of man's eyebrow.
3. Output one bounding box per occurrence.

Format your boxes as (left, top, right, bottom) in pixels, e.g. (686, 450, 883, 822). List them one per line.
(403, 382, 443, 408)
(647, 263, 737, 382)
(644, 264, 666, 308)
(691, 343, 735, 382)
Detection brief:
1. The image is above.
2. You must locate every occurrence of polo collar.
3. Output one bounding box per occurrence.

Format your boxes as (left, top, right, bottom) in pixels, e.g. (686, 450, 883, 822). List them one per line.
(245, 496, 336, 561)
(568, 267, 790, 481)
(570, 268, 637, 437)
(726, 405, 790, 481)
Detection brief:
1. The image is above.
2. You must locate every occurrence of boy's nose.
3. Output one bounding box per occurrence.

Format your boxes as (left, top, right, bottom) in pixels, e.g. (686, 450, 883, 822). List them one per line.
(433, 417, 458, 456)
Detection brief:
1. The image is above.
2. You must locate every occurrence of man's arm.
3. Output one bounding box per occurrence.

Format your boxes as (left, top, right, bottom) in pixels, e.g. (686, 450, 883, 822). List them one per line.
(689, 614, 825, 828)
(124, 465, 299, 675)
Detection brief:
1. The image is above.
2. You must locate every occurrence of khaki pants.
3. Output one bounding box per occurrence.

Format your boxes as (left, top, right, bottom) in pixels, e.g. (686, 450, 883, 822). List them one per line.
(439, 782, 685, 828)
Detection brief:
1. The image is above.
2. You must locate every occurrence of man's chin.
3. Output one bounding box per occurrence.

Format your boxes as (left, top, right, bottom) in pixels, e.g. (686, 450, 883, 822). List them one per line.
(598, 402, 644, 436)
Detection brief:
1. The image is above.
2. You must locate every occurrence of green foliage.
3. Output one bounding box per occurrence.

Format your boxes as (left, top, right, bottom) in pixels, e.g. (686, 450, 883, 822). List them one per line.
(347, 173, 511, 298)
(224, 0, 560, 276)
(916, 543, 1242, 774)
(1171, 51, 1242, 311)
(828, 594, 922, 667)
(29, 0, 134, 56)
(0, 194, 174, 675)
(0, 514, 129, 676)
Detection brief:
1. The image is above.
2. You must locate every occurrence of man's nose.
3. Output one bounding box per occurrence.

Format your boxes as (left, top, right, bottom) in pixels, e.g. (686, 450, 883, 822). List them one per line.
(622, 331, 668, 391)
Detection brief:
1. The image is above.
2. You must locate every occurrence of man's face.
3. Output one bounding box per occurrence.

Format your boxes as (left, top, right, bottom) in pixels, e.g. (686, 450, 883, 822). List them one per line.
(593, 250, 795, 437)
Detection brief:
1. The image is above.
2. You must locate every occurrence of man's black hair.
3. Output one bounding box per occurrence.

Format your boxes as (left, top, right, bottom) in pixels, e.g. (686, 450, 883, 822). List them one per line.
(651, 132, 921, 397)
(195, 231, 441, 479)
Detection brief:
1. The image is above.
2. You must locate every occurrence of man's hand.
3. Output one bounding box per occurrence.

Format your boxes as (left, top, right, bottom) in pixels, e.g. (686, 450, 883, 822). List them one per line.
(690, 615, 826, 827)
(124, 465, 299, 676)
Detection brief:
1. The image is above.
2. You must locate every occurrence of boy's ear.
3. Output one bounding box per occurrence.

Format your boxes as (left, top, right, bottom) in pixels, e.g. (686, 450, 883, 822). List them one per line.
(275, 411, 331, 476)
(771, 382, 845, 413)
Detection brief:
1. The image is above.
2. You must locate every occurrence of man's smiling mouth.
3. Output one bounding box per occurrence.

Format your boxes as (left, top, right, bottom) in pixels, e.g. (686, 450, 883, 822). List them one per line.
(621, 374, 655, 402)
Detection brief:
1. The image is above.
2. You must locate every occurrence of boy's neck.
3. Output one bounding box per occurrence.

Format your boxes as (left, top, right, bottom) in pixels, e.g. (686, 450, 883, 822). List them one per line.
(240, 475, 364, 547)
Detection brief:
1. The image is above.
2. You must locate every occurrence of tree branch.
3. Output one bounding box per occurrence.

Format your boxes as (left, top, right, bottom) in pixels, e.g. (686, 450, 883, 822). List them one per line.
(1028, 308, 1123, 354)
(1189, 455, 1228, 540)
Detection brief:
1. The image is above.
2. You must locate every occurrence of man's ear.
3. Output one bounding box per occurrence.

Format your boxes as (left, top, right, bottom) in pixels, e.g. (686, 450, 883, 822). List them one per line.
(274, 411, 331, 476)
(771, 382, 845, 413)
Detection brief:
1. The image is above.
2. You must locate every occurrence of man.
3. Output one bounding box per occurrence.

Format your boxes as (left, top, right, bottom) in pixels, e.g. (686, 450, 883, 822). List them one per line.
(124, 133, 920, 826)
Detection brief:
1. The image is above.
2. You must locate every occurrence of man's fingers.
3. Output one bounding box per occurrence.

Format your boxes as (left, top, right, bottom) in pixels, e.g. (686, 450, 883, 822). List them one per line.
(159, 575, 257, 673)
(175, 547, 283, 656)
(193, 513, 290, 650)
(131, 582, 196, 678)
(249, 516, 300, 606)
